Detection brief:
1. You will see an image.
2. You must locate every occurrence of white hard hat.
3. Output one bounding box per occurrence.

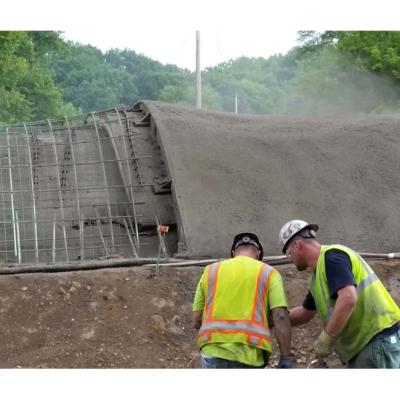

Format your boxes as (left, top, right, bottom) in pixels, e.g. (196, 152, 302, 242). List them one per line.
(279, 219, 319, 253)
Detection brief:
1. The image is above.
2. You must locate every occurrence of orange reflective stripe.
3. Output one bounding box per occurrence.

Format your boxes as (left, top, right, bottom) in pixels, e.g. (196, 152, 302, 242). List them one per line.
(209, 262, 221, 318)
(252, 263, 274, 323)
(251, 262, 264, 321)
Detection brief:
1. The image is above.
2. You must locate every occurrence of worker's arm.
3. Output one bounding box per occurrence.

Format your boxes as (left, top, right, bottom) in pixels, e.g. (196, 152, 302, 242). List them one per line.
(289, 305, 316, 326)
(266, 270, 292, 363)
(313, 285, 357, 356)
(192, 267, 207, 329)
(323, 250, 357, 336)
(324, 285, 357, 337)
(271, 307, 291, 357)
(192, 310, 203, 329)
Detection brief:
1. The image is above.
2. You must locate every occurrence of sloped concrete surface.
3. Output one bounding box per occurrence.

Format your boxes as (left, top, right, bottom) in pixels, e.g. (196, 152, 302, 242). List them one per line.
(143, 101, 400, 257)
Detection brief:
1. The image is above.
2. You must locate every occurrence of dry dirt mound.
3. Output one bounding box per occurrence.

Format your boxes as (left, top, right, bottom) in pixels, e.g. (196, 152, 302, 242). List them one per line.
(0, 261, 398, 368)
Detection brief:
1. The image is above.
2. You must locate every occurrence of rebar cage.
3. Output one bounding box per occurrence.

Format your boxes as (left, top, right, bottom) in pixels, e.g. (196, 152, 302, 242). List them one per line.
(0, 106, 175, 265)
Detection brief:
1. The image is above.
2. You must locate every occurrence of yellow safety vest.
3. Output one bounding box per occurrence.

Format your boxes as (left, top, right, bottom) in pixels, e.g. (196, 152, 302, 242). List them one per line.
(310, 244, 400, 362)
(197, 257, 276, 353)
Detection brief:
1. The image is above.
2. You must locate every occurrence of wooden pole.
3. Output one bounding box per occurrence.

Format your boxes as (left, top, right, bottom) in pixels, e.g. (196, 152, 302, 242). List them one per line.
(235, 92, 238, 115)
(196, 31, 202, 109)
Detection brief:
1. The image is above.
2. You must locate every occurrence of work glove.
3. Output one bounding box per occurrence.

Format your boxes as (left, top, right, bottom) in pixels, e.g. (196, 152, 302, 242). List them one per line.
(277, 355, 293, 368)
(313, 330, 335, 358)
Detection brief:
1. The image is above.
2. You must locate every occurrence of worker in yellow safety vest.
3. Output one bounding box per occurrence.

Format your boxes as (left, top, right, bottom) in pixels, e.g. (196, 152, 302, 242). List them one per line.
(192, 232, 292, 368)
(279, 219, 400, 368)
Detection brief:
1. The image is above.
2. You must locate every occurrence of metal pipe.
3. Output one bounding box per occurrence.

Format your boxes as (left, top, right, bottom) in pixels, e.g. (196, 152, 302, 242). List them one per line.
(0, 257, 182, 274)
(1, 252, 399, 275)
(359, 252, 400, 259)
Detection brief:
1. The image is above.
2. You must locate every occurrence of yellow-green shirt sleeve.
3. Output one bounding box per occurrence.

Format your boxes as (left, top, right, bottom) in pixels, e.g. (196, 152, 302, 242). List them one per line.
(267, 269, 288, 309)
(192, 266, 208, 312)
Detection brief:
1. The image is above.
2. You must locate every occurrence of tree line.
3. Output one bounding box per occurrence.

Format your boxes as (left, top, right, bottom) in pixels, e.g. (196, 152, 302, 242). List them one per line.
(1, 31, 400, 124)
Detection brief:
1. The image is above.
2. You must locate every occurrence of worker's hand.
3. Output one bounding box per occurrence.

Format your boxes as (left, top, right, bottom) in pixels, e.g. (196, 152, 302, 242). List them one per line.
(313, 330, 335, 358)
(277, 355, 293, 368)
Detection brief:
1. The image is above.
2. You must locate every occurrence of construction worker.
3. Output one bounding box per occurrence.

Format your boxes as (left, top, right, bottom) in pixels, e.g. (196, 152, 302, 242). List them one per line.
(192, 232, 292, 368)
(279, 219, 400, 368)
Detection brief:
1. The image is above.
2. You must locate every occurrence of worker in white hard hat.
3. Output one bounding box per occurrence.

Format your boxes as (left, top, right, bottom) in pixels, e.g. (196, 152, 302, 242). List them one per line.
(192, 232, 293, 368)
(278, 219, 400, 368)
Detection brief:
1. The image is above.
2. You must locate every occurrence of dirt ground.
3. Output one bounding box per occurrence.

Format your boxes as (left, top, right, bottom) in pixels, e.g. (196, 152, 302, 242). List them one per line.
(0, 260, 398, 368)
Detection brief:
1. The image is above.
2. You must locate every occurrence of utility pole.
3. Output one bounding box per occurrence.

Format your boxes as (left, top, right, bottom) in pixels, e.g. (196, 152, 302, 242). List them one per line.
(196, 31, 202, 109)
(234, 92, 238, 115)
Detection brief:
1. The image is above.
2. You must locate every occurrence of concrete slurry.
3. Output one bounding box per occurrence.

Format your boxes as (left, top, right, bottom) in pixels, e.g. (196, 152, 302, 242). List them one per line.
(143, 101, 400, 257)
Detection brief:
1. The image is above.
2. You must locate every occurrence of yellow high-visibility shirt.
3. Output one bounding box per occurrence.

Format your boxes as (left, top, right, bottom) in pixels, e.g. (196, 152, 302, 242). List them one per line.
(193, 256, 288, 366)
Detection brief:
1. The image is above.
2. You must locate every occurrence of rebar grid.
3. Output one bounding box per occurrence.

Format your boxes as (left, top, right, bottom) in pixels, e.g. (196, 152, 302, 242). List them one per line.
(0, 108, 151, 264)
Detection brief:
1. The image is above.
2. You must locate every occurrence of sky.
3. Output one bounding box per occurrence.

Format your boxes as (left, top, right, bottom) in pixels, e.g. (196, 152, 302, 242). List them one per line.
(62, 29, 299, 71)
(3, 0, 399, 71)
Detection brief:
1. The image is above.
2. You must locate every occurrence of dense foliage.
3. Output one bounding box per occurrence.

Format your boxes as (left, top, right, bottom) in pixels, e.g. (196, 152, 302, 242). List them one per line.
(0, 31, 77, 124)
(1, 31, 399, 124)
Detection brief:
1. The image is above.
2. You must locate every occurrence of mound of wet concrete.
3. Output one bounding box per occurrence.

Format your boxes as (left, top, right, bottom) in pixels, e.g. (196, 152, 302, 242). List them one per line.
(143, 101, 400, 257)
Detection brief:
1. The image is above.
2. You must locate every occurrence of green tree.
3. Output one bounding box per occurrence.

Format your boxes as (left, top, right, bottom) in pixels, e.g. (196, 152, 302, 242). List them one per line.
(49, 44, 140, 111)
(288, 46, 400, 114)
(0, 31, 77, 124)
(297, 31, 400, 81)
(105, 49, 193, 103)
(337, 31, 400, 80)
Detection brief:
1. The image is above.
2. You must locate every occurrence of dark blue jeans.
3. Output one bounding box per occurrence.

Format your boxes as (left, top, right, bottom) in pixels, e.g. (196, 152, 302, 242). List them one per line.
(201, 355, 265, 369)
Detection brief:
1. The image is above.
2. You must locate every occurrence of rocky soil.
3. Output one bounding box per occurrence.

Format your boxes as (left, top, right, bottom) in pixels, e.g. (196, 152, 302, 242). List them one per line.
(0, 260, 398, 368)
